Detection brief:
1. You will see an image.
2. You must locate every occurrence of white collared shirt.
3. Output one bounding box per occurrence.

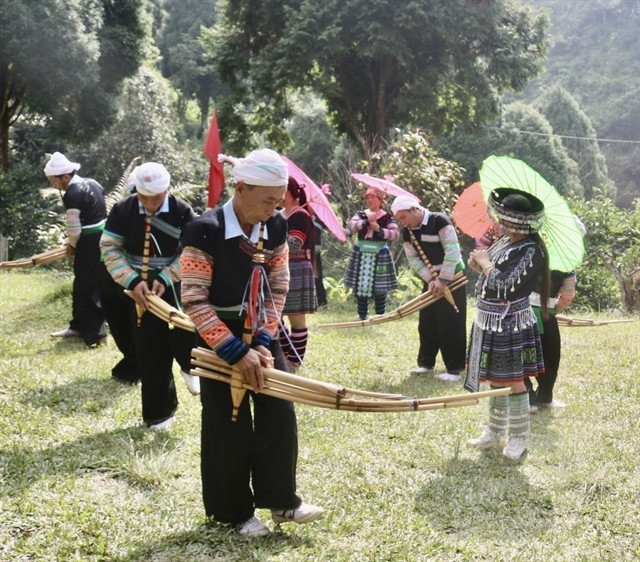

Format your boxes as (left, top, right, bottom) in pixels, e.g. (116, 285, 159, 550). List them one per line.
(138, 194, 170, 215)
(222, 197, 269, 242)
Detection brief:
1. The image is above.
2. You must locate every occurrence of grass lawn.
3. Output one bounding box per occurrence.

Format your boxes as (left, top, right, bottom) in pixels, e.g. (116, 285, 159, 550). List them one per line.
(0, 270, 638, 561)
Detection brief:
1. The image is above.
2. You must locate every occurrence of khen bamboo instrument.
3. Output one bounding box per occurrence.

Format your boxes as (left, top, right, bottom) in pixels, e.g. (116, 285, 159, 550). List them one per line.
(318, 271, 468, 329)
(191, 346, 510, 415)
(0, 246, 67, 269)
(1, 159, 140, 271)
(556, 314, 634, 327)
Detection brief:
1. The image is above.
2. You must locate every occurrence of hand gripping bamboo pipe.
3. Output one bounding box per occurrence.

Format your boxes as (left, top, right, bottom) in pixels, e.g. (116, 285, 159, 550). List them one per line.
(318, 271, 468, 329)
(191, 346, 511, 413)
(408, 229, 459, 312)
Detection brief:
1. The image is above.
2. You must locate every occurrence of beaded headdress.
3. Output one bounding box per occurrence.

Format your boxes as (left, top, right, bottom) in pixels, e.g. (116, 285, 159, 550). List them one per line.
(487, 187, 545, 234)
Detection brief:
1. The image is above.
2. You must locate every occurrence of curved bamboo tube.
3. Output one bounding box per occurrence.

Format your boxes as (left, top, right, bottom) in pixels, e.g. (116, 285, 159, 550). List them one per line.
(192, 346, 510, 413)
(319, 272, 467, 329)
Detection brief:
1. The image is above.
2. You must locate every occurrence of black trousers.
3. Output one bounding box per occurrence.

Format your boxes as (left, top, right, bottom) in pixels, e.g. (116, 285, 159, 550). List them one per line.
(133, 287, 195, 425)
(314, 252, 328, 306)
(70, 233, 106, 345)
(200, 336, 301, 525)
(417, 282, 467, 373)
(535, 314, 561, 404)
(98, 265, 138, 382)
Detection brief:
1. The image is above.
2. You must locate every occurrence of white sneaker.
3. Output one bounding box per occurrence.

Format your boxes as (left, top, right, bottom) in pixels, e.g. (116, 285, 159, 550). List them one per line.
(503, 436, 528, 460)
(410, 366, 433, 375)
(236, 515, 270, 537)
(51, 327, 81, 338)
(181, 370, 200, 396)
(271, 502, 324, 524)
(149, 417, 174, 431)
(468, 427, 503, 450)
(435, 372, 461, 382)
(538, 400, 566, 409)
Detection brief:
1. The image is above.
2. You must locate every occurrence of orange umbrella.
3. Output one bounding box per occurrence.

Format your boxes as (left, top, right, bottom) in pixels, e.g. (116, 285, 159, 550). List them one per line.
(452, 182, 499, 239)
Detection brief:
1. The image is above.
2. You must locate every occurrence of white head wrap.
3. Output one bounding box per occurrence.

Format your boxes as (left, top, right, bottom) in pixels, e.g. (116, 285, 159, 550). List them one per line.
(126, 166, 139, 194)
(44, 152, 81, 176)
(135, 162, 170, 196)
(391, 195, 421, 215)
(219, 148, 288, 187)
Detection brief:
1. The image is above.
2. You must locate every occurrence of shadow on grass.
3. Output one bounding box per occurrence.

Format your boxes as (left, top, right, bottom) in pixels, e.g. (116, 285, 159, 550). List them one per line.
(19, 374, 136, 416)
(0, 423, 182, 496)
(414, 454, 556, 540)
(113, 521, 317, 562)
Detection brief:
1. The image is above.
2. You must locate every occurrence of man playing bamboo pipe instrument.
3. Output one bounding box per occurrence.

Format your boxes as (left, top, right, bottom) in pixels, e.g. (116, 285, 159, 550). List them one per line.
(391, 195, 467, 382)
(100, 162, 199, 431)
(180, 148, 323, 538)
(45, 152, 108, 348)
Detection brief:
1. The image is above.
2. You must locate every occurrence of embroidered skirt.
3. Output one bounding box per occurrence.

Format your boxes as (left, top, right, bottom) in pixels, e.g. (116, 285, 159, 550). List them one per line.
(282, 258, 317, 315)
(343, 242, 398, 297)
(466, 296, 544, 389)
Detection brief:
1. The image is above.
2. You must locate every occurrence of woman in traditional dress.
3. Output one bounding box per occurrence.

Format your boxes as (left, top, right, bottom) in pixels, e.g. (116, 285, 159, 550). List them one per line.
(466, 187, 550, 460)
(344, 187, 399, 320)
(279, 177, 317, 369)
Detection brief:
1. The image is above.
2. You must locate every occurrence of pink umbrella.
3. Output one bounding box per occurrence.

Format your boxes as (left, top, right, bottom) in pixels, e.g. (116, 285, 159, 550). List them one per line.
(282, 155, 347, 242)
(351, 173, 420, 201)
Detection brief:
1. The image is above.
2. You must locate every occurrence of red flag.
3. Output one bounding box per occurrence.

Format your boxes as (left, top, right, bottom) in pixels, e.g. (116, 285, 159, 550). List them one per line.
(203, 111, 224, 208)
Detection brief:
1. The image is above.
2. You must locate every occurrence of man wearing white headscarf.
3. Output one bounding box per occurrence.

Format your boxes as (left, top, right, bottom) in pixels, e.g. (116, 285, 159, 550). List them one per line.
(100, 162, 199, 430)
(391, 195, 467, 382)
(45, 152, 108, 347)
(180, 148, 324, 537)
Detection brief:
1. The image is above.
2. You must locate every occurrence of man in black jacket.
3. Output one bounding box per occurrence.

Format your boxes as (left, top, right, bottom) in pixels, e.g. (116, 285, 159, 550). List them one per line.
(45, 152, 107, 347)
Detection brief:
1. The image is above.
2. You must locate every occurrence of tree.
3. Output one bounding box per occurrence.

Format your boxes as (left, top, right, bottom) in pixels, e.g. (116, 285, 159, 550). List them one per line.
(156, 0, 227, 131)
(435, 101, 583, 197)
(71, 66, 206, 198)
(210, 0, 550, 156)
(571, 190, 640, 313)
(0, 0, 144, 171)
(520, 0, 640, 207)
(535, 85, 614, 200)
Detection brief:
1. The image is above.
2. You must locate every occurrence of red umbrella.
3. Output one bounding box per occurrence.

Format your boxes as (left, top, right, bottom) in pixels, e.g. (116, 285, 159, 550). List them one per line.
(452, 182, 499, 239)
(282, 156, 347, 242)
(351, 173, 420, 201)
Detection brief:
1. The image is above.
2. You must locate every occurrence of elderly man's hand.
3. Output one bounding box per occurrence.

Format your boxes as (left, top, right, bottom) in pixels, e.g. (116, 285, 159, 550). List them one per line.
(131, 280, 151, 310)
(429, 278, 447, 298)
(236, 348, 271, 392)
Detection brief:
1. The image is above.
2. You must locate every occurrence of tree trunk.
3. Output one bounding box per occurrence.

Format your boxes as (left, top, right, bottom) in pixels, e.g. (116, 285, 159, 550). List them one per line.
(1, 108, 9, 173)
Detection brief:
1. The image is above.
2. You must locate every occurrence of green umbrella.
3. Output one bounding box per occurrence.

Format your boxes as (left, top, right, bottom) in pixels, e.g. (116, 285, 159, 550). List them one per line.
(479, 155, 584, 272)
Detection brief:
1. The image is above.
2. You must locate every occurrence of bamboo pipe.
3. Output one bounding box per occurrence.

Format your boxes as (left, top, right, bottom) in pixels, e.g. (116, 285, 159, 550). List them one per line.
(192, 347, 510, 405)
(556, 314, 634, 327)
(191, 360, 510, 413)
(408, 229, 459, 312)
(192, 347, 408, 400)
(0, 246, 67, 269)
(319, 272, 467, 329)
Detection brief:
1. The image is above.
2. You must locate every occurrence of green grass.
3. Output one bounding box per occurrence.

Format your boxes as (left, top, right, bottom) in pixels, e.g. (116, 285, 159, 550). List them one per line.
(0, 270, 639, 561)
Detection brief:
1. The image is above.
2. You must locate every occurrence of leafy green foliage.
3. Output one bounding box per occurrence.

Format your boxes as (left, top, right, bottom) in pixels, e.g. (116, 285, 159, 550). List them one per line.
(155, 0, 227, 129)
(0, 0, 145, 170)
(535, 85, 614, 200)
(70, 65, 207, 206)
(373, 130, 466, 215)
(571, 189, 640, 312)
(209, 0, 550, 154)
(0, 161, 64, 259)
(435, 101, 583, 197)
(522, 0, 640, 207)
